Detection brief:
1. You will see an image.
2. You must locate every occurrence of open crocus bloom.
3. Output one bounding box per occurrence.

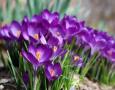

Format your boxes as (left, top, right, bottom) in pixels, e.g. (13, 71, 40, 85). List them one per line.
(49, 25, 64, 45)
(9, 21, 22, 40)
(72, 54, 83, 67)
(22, 44, 52, 69)
(27, 23, 41, 42)
(45, 63, 62, 81)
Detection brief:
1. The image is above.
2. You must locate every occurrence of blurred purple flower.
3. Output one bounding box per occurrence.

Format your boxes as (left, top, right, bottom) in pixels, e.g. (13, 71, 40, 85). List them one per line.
(49, 25, 64, 45)
(9, 21, 22, 40)
(0, 25, 11, 40)
(101, 45, 115, 62)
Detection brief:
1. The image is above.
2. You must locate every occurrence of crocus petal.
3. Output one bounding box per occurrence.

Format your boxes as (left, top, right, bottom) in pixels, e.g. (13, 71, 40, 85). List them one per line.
(9, 21, 22, 39)
(21, 50, 39, 68)
(0, 25, 10, 40)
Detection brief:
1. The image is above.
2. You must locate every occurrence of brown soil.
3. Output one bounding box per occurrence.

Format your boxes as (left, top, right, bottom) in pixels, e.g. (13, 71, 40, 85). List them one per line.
(0, 67, 24, 90)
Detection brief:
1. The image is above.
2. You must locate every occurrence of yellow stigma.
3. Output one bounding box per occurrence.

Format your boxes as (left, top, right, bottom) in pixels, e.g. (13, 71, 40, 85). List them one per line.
(16, 30, 21, 37)
(36, 51, 41, 61)
(49, 69, 55, 77)
(53, 46, 58, 52)
(56, 32, 60, 36)
(33, 34, 39, 40)
(74, 56, 80, 62)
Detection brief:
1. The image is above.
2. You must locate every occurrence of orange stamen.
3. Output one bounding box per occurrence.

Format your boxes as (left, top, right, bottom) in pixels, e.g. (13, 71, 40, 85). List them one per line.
(53, 46, 58, 52)
(33, 34, 39, 40)
(74, 56, 80, 62)
(49, 69, 55, 77)
(16, 30, 21, 37)
(36, 51, 41, 61)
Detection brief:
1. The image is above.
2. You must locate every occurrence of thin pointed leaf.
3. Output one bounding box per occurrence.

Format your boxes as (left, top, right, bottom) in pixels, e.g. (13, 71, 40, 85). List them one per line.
(27, 0, 35, 17)
(7, 50, 18, 84)
(59, 0, 71, 15)
(5, 0, 12, 22)
(52, 0, 60, 12)
(0, 7, 3, 22)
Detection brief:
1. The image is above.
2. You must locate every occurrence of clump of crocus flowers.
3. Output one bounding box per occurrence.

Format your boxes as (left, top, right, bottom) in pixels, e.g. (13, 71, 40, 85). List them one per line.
(0, 9, 115, 89)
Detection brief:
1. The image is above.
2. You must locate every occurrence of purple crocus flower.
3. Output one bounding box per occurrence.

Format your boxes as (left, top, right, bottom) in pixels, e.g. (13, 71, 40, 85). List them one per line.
(101, 45, 115, 62)
(45, 63, 62, 81)
(0, 25, 11, 40)
(61, 15, 80, 38)
(21, 16, 40, 42)
(22, 22, 46, 44)
(76, 28, 107, 55)
(27, 22, 41, 43)
(9, 21, 22, 40)
(1, 9, 115, 64)
(21, 17, 48, 43)
(47, 34, 64, 58)
(77, 28, 94, 44)
(31, 14, 49, 35)
(47, 34, 59, 46)
(49, 25, 64, 45)
(71, 54, 83, 67)
(52, 46, 64, 59)
(90, 29, 114, 55)
(22, 44, 52, 69)
(41, 9, 59, 27)
(76, 28, 93, 53)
